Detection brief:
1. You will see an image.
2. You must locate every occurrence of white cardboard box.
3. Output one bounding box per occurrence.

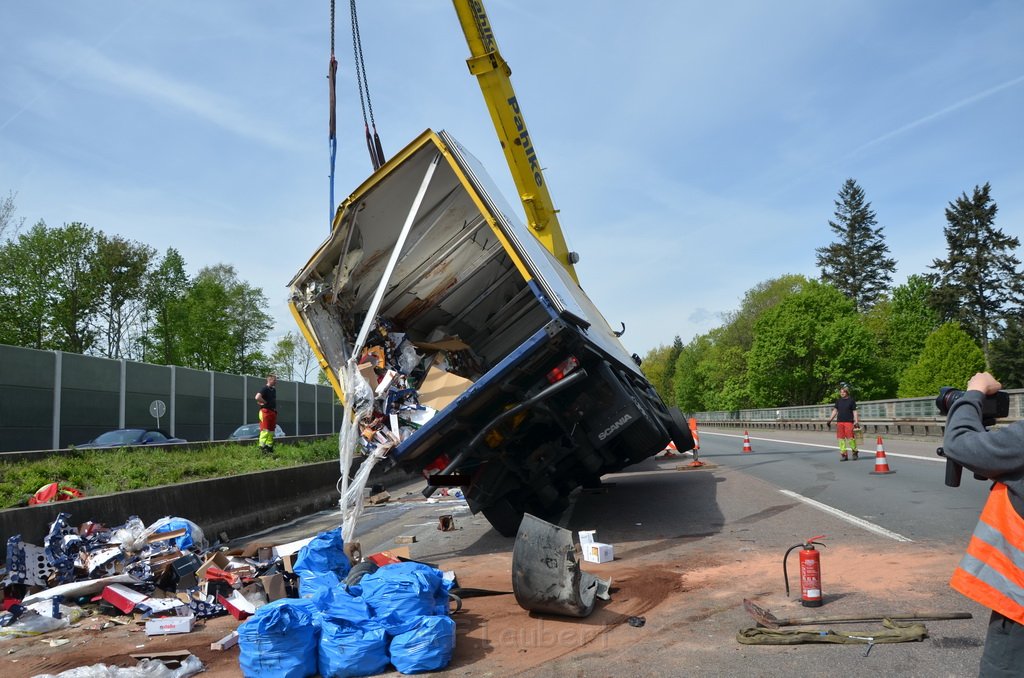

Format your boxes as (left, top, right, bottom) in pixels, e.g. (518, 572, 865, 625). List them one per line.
(145, 613, 195, 636)
(583, 543, 614, 563)
(579, 530, 614, 563)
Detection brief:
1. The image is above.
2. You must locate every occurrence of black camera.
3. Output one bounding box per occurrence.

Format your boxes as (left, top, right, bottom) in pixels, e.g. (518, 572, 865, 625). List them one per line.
(935, 386, 1009, 487)
(935, 386, 1009, 420)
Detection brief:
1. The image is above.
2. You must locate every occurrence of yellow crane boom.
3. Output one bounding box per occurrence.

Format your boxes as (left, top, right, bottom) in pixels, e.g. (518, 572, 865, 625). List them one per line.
(452, 0, 580, 284)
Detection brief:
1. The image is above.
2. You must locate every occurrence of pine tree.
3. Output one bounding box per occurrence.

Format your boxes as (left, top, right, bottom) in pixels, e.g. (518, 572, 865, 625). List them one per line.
(990, 313, 1024, 389)
(929, 183, 1024, 363)
(815, 179, 896, 312)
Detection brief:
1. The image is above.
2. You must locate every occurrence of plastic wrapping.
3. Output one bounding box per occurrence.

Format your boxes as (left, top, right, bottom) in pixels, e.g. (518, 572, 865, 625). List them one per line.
(34, 654, 206, 677)
(397, 340, 422, 375)
(387, 615, 456, 674)
(0, 610, 70, 640)
(142, 517, 207, 552)
(238, 598, 320, 678)
(111, 516, 148, 553)
(318, 618, 389, 678)
(293, 529, 351, 599)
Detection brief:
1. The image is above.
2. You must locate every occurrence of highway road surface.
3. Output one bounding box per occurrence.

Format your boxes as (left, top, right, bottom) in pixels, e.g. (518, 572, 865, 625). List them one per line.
(229, 426, 993, 678)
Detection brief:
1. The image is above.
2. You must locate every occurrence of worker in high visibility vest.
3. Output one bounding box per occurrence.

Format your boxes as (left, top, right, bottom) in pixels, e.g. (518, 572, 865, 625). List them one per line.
(943, 372, 1024, 676)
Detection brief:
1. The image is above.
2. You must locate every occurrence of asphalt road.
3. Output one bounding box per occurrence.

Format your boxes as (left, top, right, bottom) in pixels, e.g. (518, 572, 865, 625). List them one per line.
(695, 428, 991, 543)
(234, 427, 993, 678)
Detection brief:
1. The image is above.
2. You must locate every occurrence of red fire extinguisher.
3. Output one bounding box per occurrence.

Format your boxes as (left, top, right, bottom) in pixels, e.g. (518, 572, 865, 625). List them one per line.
(783, 535, 826, 607)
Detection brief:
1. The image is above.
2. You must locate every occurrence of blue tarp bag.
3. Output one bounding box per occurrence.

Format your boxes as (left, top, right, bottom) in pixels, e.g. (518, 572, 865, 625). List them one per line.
(312, 585, 374, 623)
(359, 562, 447, 623)
(238, 598, 320, 678)
(388, 614, 456, 674)
(319, 617, 390, 678)
(294, 528, 351, 598)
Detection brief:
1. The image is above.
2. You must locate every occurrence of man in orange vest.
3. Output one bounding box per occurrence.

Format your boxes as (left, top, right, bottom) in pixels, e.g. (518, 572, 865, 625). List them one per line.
(943, 371, 1024, 676)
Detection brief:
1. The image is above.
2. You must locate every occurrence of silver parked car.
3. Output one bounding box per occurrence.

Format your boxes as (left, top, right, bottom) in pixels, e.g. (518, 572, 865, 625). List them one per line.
(228, 423, 285, 441)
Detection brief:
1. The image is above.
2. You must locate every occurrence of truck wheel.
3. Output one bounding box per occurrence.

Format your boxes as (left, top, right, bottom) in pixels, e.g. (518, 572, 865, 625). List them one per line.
(482, 495, 526, 538)
(665, 407, 695, 452)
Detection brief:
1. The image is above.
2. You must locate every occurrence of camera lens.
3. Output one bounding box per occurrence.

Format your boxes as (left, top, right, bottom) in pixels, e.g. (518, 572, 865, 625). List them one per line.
(935, 387, 963, 415)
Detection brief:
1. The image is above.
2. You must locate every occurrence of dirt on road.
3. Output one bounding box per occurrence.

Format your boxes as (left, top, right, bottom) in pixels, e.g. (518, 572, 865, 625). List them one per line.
(1, 461, 988, 678)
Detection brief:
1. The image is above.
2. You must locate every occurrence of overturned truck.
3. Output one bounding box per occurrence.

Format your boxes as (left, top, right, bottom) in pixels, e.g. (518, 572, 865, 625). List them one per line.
(289, 130, 693, 536)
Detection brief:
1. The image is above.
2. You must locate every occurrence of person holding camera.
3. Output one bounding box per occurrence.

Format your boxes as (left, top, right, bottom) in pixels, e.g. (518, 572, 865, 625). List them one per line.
(826, 385, 860, 461)
(943, 371, 1024, 677)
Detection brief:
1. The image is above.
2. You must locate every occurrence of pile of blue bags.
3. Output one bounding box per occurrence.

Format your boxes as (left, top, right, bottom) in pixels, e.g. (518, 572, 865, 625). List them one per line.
(238, 528, 456, 677)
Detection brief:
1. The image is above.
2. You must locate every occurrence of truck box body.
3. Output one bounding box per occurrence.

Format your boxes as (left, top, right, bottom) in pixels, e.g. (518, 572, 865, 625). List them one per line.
(289, 130, 690, 535)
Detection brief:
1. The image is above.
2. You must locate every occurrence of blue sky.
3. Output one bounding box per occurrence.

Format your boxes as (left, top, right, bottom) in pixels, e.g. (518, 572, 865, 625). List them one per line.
(2, 1, 1023, 358)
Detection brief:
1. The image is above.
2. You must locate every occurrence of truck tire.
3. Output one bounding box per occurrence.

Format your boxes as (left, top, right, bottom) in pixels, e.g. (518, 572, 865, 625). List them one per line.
(481, 495, 526, 538)
(665, 407, 695, 452)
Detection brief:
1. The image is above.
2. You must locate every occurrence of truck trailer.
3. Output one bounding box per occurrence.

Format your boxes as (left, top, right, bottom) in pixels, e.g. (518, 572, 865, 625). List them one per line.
(288, 129, 692, 536)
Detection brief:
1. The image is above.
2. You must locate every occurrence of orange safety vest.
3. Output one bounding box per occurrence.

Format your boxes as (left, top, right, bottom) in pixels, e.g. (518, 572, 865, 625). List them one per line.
(949, 483, 1024, 625)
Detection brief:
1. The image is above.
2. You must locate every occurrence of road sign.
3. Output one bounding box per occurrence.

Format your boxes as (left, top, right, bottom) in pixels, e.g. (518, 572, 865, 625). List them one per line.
(150, 399, 167, 428)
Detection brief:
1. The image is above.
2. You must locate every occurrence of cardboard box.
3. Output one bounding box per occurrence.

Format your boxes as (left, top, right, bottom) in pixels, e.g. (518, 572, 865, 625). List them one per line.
(218, 590, 256, 620)
(416, 367, 474, 411)
(196, 552, 230, 581)
(145, 613, 195, 636)
(101, 584, 150, 614)
(579, 530, 614, 563)
(583, 543, 614, 564)
(258, 574, 287, 602)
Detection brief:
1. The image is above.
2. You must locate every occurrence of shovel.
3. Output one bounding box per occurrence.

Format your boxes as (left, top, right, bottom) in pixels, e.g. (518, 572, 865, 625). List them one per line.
(743, 598, 972, 629)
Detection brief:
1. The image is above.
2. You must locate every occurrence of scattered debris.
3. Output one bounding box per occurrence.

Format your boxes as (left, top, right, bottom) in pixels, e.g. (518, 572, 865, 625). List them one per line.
(627, 616, 646, 628)
(211, 630, 239, 651)
(395, 535, 417, 544)
(741, 598, 973, 629)
(511, 514, 611, 618)
(438, 515, 455, 531)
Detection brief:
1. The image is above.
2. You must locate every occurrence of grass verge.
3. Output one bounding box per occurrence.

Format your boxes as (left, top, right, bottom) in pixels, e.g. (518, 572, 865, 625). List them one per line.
(0, 438, 340, 509)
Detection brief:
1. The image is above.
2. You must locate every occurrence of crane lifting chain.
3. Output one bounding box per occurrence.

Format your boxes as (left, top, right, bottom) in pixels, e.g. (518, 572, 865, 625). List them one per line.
(349, 0, 386, 170)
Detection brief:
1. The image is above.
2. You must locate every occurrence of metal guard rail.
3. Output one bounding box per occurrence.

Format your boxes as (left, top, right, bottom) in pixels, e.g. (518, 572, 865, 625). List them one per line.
(691, 389, 1024, 439)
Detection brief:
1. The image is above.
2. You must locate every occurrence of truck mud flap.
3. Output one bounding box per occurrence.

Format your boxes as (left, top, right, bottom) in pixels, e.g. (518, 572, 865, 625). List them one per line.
(511, 513, 610, 618)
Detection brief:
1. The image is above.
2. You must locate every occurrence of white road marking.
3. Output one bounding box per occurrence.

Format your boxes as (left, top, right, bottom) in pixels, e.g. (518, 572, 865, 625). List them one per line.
(700, 431, 944, 462)
(779, 489, 913, 542)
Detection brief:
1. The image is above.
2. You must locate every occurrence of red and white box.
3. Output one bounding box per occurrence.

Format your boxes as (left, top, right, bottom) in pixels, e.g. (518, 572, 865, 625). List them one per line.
(101, 584, 150, 614)
(145, 612, 195, 636)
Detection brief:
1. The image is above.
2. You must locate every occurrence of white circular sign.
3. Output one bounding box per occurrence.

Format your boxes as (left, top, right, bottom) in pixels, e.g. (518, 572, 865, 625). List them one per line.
(149, 400, 167, 418)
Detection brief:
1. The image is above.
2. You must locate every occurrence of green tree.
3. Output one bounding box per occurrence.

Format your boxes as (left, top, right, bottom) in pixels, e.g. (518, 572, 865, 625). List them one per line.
(0, 190, 25, 241)
(641, 343, 676, 406)
(142, 248, 190, 365)
(863, 275, 941, 396)
(696, 331, 750, 410)
(683, 274, 808, 410)
(673, 334, 713, 413)
(929, 183, 1024, 363)
(271, 332, 299, 382)
(94, 234, 155, 359)
(898, 322, 985, 397)
(662, 335, 683, 400)
(990, 314, 1024, 389)
(173, 265, 272, 374)
(0, 221, 55, 348)
(815, 178, 896, 312)
(0, 221, 104, 352)
(719, 274, 808, 350)
(746, 280, 882, 406)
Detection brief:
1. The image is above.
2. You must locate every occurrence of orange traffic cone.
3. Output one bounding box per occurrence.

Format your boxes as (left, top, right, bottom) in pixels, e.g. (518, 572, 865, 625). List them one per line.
(870, 436, 895, 475)
(661, 440, 679, 457)
(742, 431, 753, 453)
